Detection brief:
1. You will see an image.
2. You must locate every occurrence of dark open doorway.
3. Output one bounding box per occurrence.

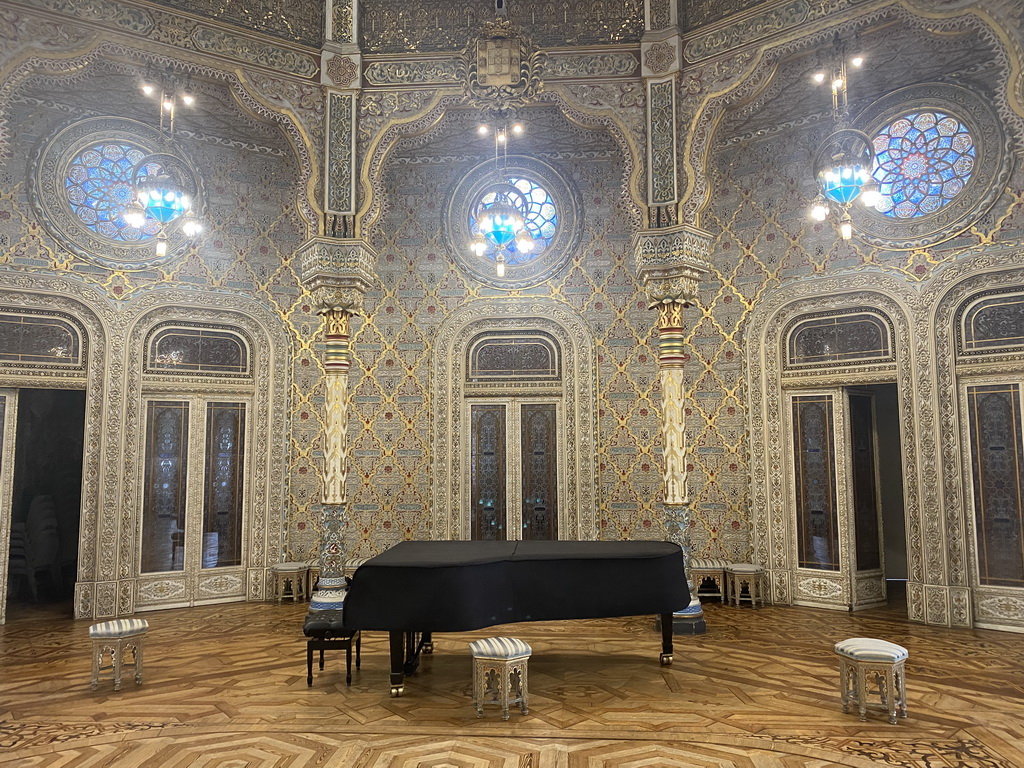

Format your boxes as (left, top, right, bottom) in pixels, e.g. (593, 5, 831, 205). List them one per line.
(856, 382, 908, 614)
(6, 388, 86, 615)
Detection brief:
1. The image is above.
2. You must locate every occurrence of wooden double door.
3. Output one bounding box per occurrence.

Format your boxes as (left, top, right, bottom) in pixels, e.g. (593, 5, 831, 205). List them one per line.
(468, 398, 560, 541)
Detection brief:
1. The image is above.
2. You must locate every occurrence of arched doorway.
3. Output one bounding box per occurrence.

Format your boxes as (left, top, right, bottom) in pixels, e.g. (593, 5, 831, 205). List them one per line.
(431, 298, 598, 541)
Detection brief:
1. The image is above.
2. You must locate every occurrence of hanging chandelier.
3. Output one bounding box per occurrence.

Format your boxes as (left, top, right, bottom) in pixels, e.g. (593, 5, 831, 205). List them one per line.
(808, 34, 878, 240)
(470, 122, 533, 277)
(122, 72, 202, 256)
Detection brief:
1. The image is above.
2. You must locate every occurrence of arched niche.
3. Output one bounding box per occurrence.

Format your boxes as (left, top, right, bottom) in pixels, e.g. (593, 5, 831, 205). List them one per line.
(431, 297, 597, 541)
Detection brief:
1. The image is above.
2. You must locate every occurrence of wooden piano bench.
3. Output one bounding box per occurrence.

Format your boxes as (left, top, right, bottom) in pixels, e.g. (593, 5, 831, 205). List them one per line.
(303, 610, 361, 686)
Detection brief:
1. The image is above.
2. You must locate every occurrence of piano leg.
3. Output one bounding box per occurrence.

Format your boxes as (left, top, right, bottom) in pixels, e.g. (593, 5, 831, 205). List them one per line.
(389, 631, 405, 697)
(659, 613, 674, 665)
(422, 631, 433, 654)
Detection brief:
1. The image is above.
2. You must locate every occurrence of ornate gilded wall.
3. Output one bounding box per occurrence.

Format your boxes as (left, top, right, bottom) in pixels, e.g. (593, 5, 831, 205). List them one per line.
(341, 114, 671, 556)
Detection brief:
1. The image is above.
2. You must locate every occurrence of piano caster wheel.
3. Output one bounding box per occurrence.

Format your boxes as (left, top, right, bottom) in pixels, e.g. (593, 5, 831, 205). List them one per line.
(660, 653, 673, 666)
(423, 642, 434, 654)
(390, 685, 404, 697)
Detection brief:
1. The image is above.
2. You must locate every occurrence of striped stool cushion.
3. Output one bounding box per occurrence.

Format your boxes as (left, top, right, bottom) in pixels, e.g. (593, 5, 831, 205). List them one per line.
(88, 619, 149, 638)
(272, 561, 308, 572)
(690, 558, 728, 569)
(469, 637, 532, 659)
(834, 637, 908, 662)
(726, 563, 764, 574)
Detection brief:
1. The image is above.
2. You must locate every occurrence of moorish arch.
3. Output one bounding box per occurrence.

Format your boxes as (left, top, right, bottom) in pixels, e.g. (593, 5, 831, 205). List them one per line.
(928, 248, 1024, 631)
(681, 1, 1022, 226)
(0, 42, 320, 233)
(122, 290, 293, 613)
(356, 87, 646, 238)
(745, 274, 935, 620)
(430, 297, 597, 541)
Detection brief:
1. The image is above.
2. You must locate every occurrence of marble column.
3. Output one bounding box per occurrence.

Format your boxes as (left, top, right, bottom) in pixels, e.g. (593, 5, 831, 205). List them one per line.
(298, 237, 376, 611)
(633, 224, 711, 634)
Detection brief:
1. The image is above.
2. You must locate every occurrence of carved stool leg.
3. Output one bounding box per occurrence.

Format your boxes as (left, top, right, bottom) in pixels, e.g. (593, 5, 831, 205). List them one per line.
(133, 640, 144, 685)
(112, 638, 124, 691)
(91, 640, 102, 691)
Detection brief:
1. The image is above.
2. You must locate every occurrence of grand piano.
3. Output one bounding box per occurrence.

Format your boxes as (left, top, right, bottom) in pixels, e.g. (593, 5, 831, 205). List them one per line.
(341, 539, 690, 695)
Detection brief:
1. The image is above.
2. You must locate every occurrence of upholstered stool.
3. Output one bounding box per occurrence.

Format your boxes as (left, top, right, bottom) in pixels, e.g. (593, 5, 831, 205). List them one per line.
(469, 637, 531, 720)
(303, 610, 361, 686)
(89, 618, 148, 691)
(725, 563, 766, 608)
(271, 562, 309, 603)
(689, 558, 729, 602)
(835, 637, 908, 724)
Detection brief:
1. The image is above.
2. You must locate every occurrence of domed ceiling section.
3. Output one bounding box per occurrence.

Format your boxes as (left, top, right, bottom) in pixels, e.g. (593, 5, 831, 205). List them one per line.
(16, 61, 291, 155)
(715, 19, 1002, 148)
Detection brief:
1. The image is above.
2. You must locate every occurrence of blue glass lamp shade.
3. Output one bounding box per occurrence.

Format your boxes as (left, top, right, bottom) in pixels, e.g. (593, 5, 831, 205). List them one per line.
(136, 172, 190, 224)
(819, 161, 869, 205)
(477, 187, 525, 249)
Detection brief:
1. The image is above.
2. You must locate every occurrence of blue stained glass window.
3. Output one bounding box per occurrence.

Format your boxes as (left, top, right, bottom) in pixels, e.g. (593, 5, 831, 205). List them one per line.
(871, 111, 975, 219)
(469, 176, 559, 266)
(65, 142, 161, 241)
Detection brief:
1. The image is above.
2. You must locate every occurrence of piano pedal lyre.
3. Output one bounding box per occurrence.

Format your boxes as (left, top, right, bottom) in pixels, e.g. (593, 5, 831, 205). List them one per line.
(660, 652, 673, 666)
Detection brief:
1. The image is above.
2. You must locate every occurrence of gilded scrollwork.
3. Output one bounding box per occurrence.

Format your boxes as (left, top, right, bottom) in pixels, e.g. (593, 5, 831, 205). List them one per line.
(540, 53, 638, 80)
(648, 79, 677, 205)
(191, 27, 318, 78)
(364, 59, 462, 86)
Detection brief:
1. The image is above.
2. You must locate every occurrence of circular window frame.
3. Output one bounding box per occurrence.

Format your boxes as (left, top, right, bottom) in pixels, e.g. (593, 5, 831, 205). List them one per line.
(446, 155, 581, 289)
(32, 116, 204, 270)
(852, 83, 1012, 250)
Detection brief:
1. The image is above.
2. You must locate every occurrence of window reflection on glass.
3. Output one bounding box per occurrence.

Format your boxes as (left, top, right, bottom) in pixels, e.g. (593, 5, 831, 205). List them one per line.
(148, 326, 249, 375)
(203, 402, 246, 569)
(141, 401, 190, 573)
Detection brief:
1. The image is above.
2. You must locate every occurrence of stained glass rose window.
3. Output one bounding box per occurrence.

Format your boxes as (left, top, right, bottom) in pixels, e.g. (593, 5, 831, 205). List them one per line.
(871, 111, 975, 219)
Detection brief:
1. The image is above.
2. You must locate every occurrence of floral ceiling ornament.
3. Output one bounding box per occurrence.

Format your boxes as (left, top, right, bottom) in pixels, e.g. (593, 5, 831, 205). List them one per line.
(644, 42, 676, 74)
(325, 55, 359, 88)
(464, 17, 545, 111)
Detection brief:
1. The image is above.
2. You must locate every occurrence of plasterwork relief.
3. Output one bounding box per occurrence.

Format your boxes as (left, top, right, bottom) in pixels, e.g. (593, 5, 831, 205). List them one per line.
(933, 253, 1024, 630)
(430, 298, 597, 542)
(357, 86, 645, 238)
(0, 20, 320, 231)
(123, 294, 291, 606)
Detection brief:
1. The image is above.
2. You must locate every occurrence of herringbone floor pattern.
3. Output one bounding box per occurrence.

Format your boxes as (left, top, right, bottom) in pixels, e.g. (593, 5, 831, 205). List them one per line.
(1, 596, 1022, 767)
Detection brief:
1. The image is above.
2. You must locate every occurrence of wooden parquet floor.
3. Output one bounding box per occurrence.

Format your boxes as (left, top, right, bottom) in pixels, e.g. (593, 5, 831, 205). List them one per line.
(1, 597, 1023, 767)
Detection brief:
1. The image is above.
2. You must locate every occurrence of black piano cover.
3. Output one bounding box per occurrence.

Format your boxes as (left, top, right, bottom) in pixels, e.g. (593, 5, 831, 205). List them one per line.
(342, 540, 690, 632)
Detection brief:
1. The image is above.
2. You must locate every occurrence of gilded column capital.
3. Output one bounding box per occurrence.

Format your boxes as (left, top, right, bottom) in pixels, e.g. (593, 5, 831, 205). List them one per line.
(297, 237, 377, 315)
(632, 224, 712, 307)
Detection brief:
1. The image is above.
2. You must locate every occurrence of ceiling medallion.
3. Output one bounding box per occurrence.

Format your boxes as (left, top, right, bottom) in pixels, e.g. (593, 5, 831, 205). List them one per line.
(464, 18, 544, 111)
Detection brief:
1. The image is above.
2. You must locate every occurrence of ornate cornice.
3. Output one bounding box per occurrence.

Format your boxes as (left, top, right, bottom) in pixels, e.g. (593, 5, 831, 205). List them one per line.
(297, 237, 378, 314)
(632, 224, 712, 305)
